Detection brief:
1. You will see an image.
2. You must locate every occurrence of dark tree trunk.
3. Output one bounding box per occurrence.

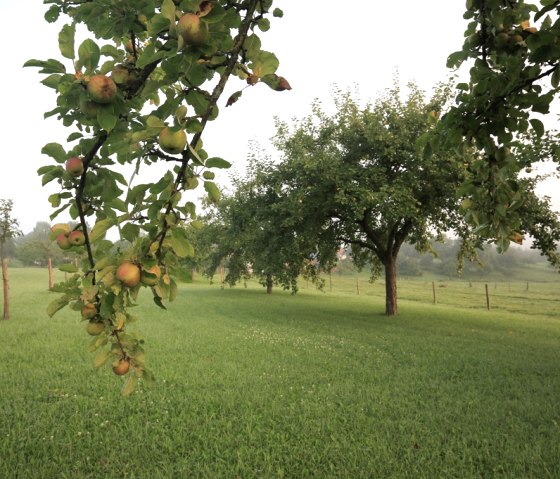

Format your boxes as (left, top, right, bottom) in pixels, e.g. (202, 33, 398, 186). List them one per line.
(266, 273, 273, 294)
(2, 257, 9, 320)
(384, 255, 398, 316)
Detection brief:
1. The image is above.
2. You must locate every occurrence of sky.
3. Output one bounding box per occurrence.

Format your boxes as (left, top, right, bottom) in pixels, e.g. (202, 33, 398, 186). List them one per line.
(1, 1, 558, 234)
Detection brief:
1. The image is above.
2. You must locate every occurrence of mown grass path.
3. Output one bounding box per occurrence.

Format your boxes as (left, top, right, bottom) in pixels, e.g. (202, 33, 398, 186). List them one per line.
(1, 269, 559, 478)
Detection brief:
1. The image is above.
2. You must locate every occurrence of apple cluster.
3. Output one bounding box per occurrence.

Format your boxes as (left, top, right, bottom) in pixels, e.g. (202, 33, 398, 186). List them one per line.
(51, 223, 86, 250)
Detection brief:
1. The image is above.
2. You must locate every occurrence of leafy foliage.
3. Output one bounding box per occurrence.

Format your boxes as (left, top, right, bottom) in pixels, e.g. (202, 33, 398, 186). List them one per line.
(437, 0, 560, 261)
(26, 0, 288, 393)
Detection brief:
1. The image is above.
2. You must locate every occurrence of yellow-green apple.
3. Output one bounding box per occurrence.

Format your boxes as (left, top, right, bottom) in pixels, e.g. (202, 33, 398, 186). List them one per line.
(51, 223, 70, 239)
(111, 64, 130, 85)
(87, 74, 117, 104)
(79, 97, 99, 119)
(65, 157, 84, 177)
(116, 261, 142, 287)
(86, 321, 105, 336)
(177, 13, 207, 45)
(158, 127, 187, 154)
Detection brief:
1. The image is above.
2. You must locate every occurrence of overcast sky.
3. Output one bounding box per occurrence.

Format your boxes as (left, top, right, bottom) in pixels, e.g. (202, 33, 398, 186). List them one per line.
(2, 1, 558, 234)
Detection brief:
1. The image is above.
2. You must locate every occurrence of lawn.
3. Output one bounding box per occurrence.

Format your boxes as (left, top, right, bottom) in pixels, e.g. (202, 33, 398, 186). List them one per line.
(1, 268, 559, 478)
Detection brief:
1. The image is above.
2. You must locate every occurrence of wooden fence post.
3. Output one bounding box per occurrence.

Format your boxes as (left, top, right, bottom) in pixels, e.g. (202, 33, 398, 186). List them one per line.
(432, 281, 437, 304)
(485, 283, 491, 310)
(356, 277, 360, 295)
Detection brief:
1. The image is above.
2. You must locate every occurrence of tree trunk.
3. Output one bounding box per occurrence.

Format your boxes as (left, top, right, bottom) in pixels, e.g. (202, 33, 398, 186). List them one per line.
(2, 257, 9, 320)
(266, 273, 273, 294)
(48, 257, 53, 290)
(384, 256, 398, 316)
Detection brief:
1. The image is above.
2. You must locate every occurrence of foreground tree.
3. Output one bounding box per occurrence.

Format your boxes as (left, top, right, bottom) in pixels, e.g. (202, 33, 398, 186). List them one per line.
(0, 200, 22, 320)
(438, 0, 560, 261)
(261, 82, 472, 315)
(27, 1, 288, 393)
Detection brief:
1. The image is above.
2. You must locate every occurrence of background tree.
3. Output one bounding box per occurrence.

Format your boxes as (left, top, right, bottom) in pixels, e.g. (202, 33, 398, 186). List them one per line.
(0, 199, 22, 320)
(438, 0, 560, 259)
(27, 0, 288, 393)
(263, 81, 472, 315)
(198, 158, 329, 294)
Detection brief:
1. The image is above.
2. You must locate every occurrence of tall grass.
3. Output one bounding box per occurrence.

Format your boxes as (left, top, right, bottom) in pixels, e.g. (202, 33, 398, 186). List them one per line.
(1, 268, 559, 478)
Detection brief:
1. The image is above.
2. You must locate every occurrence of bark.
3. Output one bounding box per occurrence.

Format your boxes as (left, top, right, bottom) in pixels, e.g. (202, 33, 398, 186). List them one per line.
(2, 257, 9, 320)
(384, 255, 398, 316)
(266, 273, 273, 294)
(48, 257, 53, 290)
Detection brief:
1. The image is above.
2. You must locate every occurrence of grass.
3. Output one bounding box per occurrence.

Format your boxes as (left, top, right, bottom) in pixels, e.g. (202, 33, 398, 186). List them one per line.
(1, 268, 560, 478)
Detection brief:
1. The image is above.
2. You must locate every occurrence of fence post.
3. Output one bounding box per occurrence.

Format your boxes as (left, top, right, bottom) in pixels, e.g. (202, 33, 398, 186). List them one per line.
(485, 283, 491, 310)
(432, 281, 437, 304)
(356, 277, 360, 295)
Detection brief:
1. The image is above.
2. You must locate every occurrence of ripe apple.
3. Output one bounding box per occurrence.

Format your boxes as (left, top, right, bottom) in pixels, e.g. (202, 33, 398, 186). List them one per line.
(141, 265, 162, 286)
(177, 13, 207, 45)
(158, 127, 187, 155)
(56, 233, 72, 250)
(113, 359, 130, 376)
(82, 303, 98, 320)
(87, 74, 117, 104)
(69, 230, 86, 246)
(51, 223, 70, 239)
(65, 157, 84, 177)
(116, 261, 142, 287)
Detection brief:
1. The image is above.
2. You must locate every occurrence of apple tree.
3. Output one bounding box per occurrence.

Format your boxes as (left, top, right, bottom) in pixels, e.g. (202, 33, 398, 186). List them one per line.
(195, 158, 331, 294)
(246, 82, 473, 316)
(26, 0, 289, 394)
(435, 0, 560, 262)
(0, 199, 22, 321)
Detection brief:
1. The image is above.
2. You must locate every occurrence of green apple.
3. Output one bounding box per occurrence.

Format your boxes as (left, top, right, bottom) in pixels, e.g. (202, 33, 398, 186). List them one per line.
(177, 13, 207, 45)
(158, 127, 187, 155)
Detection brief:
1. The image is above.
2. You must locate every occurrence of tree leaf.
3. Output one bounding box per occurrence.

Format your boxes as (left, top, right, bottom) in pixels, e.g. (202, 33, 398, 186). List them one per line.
(58, 23, 75, 60)
(94, 349, 111, 369)
(41, 143, 67, 163)
(204, 181, 221, 203)
(77, 39, 101, 73)
(530, 118, 545, 137)
(97, 105, 118, 132)
(205, 157, 231, 169)
(47, 295, 71, 318)
(121, 374, 138, 396)
(89, 218, 115, 242)
(59, 263, 79, 273)
(171, 228, 195, 257)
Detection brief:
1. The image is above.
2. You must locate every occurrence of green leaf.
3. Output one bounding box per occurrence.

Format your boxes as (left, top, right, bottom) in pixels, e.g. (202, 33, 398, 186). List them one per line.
(41, 143, 67, 163)
(257, 18, 270, 32)
(47, 295, 71, 318)
(171, 228, 195, 258)
(77, 39, 101, 73)
(205, 157, 231, 169)
(121, 374, 138, 396)
(41, 74, 63, 89)
(273, 8, 283, 17)
(204, 180, 221, 203)
(94, 350, 111, 369)
(23, 59, 66, 74)
(530, 118, 545, 137)
(97, 105, 118, 132)
(59, 263, 79, 273)
(89, 218, 115, 242)
(58, 23, 75, 60)
(121, 223, 140, 243)
(249, 51, 279, 77)
(44, 5, 60, 23)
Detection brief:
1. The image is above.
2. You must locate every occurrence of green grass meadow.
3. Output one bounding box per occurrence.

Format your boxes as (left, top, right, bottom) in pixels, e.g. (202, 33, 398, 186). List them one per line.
(1, 268, 560, 478)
